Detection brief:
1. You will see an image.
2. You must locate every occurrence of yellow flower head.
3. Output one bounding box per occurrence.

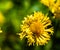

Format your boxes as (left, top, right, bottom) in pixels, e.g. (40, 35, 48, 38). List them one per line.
(0, 12, 5, 24)
(0, 27, 2, 33)
(40, 0, 60, 18)
(52, 0, 60, 18)
(40, 0, 55, 7)
(19, 12, 54, 46)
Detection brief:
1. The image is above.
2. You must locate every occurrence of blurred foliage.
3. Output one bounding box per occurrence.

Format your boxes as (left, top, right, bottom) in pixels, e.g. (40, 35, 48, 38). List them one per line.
(0, 0, 60, 50)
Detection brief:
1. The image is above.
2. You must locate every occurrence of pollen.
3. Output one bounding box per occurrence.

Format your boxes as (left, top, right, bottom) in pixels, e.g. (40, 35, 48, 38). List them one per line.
(19, 12, 54, 46)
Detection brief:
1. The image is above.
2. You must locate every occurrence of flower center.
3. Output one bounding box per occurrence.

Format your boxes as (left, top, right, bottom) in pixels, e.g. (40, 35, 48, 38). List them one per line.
(30, 22, 43, 36)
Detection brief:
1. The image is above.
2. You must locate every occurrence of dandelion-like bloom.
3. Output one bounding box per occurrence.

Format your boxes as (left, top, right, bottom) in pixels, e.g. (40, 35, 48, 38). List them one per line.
(40, 0, 55, 7)
(40, 0, 60, 18)
(19, 12, 53, 46)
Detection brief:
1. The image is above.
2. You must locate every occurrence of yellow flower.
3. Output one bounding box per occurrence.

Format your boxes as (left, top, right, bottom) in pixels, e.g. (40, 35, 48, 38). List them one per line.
(40, 0, 56, 13)
(0, 27, 2, 33)
(40, 0, 60, 18)
(52, 0, 60, 18)
(19, 12, 54, 46)
(0, 12, 5, 24)
(40, 0, 55, 7)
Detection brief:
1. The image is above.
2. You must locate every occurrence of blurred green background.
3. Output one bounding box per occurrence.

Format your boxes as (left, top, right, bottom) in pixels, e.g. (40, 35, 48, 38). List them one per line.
(0, 0, 60, 50)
